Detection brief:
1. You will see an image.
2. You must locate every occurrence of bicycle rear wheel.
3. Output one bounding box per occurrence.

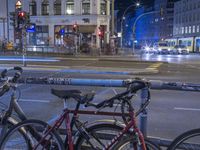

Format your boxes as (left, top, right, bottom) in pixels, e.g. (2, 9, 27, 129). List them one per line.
(0, 119, 64, 150)
(75, 123, 160, 150)
(168, 128, 200, 150)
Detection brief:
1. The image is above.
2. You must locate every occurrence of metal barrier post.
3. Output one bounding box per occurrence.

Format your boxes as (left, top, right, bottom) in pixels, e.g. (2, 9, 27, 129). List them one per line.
(139, 87, 148, 137)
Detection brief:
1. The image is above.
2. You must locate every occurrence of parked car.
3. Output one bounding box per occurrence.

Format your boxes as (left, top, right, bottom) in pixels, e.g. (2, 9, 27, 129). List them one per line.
(172, 45, 189, 54)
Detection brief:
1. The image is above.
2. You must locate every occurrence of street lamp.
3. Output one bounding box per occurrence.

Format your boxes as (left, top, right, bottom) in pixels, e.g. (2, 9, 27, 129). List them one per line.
(120, 2, 140, 48)
(132, 10, 160, 53)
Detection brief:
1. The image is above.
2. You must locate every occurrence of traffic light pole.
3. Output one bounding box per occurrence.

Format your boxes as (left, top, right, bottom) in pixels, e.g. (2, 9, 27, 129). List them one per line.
(22, 27, 27, 67)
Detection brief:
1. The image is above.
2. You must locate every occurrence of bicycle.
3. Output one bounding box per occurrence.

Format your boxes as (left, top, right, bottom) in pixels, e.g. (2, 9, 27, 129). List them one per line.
(0, 66, 26, 140)
(76, 79, 160, 150)
(0, 78, 160, 150)
(167, 128, 200, 150)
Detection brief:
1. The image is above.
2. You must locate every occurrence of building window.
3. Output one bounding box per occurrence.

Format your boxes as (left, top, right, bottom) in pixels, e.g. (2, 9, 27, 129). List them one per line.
(66, 0, 74, 14)
(100, 0, 107, 15)
(185, 26, 188, 34)
(54, 0, 61, 15)
(189, 26, 191, 33)
(42, 0, 49, 15)
(29, 0, 37, 16)
(35, 25, 49, 45)
(181, 27, 184, 34)
(193, 26, 196, 33)
(82, 0, 90, 15)
(197, 26, 200, 32)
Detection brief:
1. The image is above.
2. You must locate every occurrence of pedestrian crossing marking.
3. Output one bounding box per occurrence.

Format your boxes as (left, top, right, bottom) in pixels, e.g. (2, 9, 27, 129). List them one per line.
(146, 63, 163, 70)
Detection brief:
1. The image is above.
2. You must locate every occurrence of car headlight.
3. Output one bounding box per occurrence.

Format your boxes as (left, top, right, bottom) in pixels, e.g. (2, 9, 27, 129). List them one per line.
(168, 48, 171, 51)
(158, 48, 161, 51)
(145, 46, 150, 51)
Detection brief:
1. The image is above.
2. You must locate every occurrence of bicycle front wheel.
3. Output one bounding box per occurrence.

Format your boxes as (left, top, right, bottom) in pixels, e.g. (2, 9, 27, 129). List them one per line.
(168, 128, 200, 150)
(75, 123, 160, 150)
(0, 119, 64, 150)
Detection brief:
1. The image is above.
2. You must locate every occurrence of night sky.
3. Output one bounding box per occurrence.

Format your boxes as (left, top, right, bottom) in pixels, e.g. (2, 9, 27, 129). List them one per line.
(115, 0, 155, 17)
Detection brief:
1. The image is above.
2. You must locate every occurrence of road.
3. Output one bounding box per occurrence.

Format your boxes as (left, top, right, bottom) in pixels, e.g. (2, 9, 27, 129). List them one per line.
(0, 54, 200, 143)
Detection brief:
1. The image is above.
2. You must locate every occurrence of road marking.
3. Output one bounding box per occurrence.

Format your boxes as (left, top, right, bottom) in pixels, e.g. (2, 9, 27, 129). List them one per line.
(174, 107, 200, 111)
(146, 62, 163, 70)
(19, 99, 50, 103)
(0, 58, 59, 62)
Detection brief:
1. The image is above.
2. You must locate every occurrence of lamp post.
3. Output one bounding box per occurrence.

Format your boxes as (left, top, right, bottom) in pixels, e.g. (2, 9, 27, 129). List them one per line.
(120, 2, 140, 48)
(6, 0, 9, 41)
(0, 18, 6, 40)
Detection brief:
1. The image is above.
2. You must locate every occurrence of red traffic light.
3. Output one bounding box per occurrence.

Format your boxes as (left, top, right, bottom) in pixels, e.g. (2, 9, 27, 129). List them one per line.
(18, 11, 25, 17)
(18, 11, 26, 19)
(73, 23, 78, 32)
(98, 27, 104, 38)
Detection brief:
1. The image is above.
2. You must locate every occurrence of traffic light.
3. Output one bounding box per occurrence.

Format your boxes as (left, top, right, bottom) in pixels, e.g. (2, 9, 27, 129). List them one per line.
(9, 12, 17, 27)
(59, 28, 65, 35)
(72, 23, 78, 32)
(17, 11, 26, 27)
(98, 26, 104, 39)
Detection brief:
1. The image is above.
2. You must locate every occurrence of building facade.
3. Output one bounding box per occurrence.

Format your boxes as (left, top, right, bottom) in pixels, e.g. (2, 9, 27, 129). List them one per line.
(173, 0, 200, 52)
(2, 0, 111, 49)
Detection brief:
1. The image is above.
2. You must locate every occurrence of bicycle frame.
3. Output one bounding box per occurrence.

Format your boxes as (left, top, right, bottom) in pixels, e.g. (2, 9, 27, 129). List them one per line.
(0, 91, 27, 141)
(104, 110, 146, 150)
(34, 107, 79, 150)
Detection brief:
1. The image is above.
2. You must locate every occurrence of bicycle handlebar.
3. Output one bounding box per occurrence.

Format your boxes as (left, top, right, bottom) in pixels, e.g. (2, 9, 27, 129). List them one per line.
(85, 78, 150, 110)
(0, 66, 23, 96)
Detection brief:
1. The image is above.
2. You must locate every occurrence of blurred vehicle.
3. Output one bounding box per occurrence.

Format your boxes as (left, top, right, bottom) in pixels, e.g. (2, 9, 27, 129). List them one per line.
(172, 45, 189, 54)
(143, 46, 157, 54)
(154, 42, 171, 54)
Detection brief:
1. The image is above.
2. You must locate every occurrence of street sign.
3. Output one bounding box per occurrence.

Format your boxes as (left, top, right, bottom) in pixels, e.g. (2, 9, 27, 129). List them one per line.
(26, 23, 36, 32)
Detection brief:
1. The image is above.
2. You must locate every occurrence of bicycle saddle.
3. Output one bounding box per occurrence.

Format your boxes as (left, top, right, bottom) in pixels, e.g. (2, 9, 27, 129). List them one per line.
(51, 89, 95, 104)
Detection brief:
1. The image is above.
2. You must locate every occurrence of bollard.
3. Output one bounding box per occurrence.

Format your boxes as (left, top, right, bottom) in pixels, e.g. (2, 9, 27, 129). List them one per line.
(139, 87, 149, 137)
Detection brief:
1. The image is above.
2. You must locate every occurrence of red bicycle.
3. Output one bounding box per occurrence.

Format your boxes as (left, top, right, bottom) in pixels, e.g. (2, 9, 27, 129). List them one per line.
(0, 79, 160, 150)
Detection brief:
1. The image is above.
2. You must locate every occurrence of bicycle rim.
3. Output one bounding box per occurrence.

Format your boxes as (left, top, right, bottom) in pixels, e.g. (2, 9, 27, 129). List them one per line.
(0, 119, 64, 150)
(113, 136, 160, 150)
(168, 128, 200, 150)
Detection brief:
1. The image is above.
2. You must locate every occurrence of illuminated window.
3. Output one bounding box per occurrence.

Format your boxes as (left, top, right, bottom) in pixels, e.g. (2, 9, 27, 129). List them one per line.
(42, 0, 49, 15)
(185, 26, 188, 34)
(193, 26, 195, 33)
(66, 0, 74, 14)
(29, 0, 37, 16)
(54, 0, 61, 15)
(189, 26, 191, 33)
(100, 0, 107, 15)
(197, 26, 199, 32)
(82, 0, 90, 15)
(181, 27, 184, 34)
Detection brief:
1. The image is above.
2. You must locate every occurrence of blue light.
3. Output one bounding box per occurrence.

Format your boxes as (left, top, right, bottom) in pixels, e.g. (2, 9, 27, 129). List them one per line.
(26, 24, 36, 33)
(60, 28, 65, 35)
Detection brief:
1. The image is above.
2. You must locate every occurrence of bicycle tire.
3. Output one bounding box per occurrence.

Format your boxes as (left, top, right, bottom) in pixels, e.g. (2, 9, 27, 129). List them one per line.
(0, 119, 65, 150)
(168, 128, 200, 150)
(75, 123, 160, 150)
(113, 136, 161, 150)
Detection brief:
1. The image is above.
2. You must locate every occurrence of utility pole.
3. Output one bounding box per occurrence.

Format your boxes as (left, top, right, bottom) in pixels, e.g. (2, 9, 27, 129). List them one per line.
(6, 0, 9, 41)
(0, 18, 6, 40)
(111, 0, 114, 36)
